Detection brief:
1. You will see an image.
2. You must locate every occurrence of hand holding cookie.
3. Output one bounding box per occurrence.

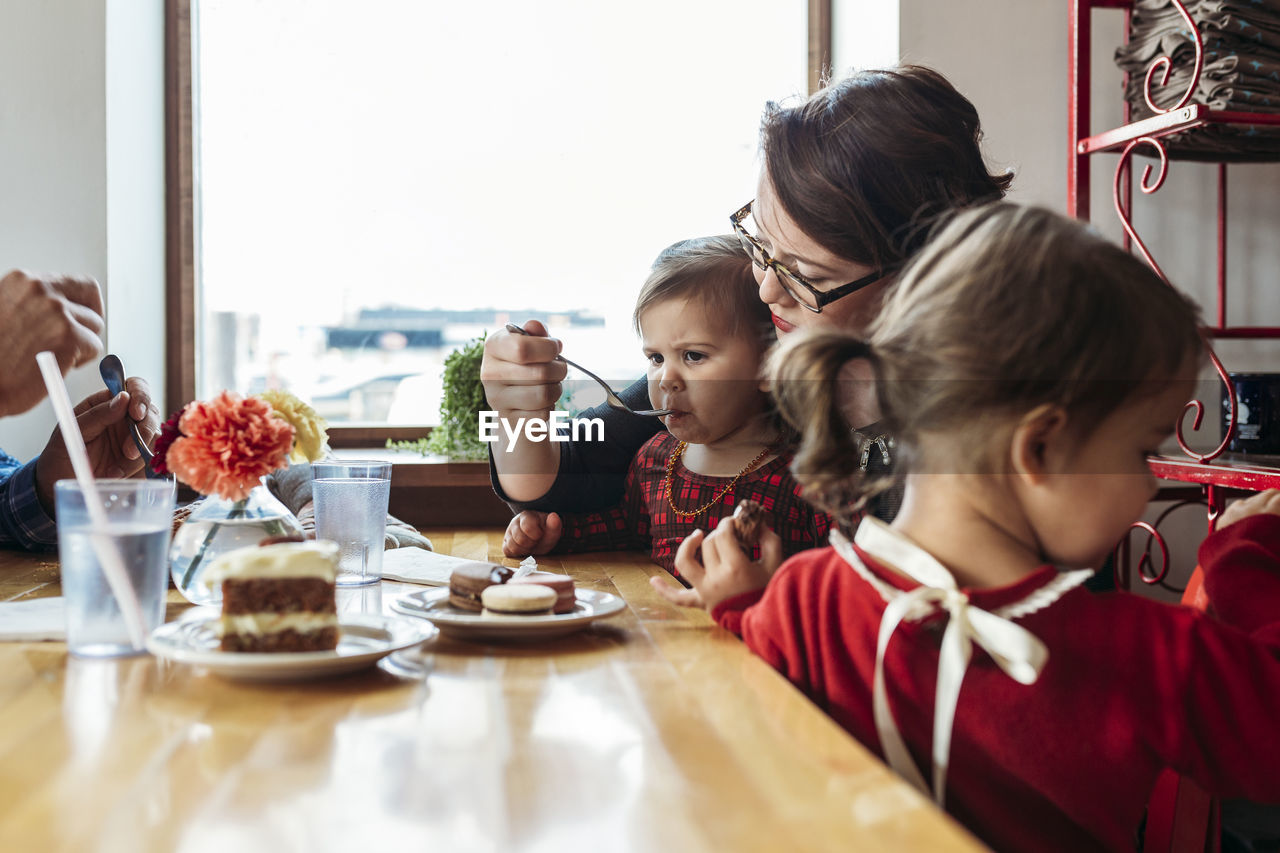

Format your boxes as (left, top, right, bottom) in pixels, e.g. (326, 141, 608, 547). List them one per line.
(671, 519, 782, 613)
(649, 574, 704, 609)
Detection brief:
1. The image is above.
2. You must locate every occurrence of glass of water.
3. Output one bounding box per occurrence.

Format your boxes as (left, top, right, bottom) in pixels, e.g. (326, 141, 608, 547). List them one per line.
(56, 479, 175, 657)
(311, 460, 392, 586)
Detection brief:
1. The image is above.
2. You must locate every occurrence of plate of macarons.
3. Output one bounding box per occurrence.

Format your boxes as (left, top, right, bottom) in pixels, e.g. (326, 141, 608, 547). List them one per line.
(391, 566, 626, 641)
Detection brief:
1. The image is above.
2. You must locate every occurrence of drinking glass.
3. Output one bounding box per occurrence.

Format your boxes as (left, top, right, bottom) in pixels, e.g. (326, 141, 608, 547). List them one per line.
(311, 460, 391, 586)
(56, 479, 175, 657)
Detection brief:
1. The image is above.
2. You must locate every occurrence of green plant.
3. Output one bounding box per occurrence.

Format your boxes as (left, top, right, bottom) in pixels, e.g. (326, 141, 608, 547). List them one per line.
(386, 334, 488, 460)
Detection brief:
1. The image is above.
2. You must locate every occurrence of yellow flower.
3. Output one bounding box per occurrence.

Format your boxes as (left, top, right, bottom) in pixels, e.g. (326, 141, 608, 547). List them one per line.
(258, 389, 329, 463)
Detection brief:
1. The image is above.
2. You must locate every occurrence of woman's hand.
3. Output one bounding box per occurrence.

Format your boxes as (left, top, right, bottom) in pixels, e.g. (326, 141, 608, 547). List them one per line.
(34, 376, 162, 514)
(668, 522, 782, 613)
(502, 510, 563, 557)
(481, 320, 569, 502)
(1218, 489, 1280, 530)
(480, 320, 567, 425)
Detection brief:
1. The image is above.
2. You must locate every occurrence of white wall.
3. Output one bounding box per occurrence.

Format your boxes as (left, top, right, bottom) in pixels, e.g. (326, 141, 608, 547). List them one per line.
(898, 0, 1064, 209)
(833, 0, 900, 73)
(0, 0, 165, 461)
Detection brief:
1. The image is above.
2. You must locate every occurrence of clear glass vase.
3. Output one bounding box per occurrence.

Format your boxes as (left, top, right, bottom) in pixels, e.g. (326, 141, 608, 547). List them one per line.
(169, 483, 304, 605)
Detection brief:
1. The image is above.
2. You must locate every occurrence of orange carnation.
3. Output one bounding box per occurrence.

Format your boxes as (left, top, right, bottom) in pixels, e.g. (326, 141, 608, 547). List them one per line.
(165, 391, 295, 501)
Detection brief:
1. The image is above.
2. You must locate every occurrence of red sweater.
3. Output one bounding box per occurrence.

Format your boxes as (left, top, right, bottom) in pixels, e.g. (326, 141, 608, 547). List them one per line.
(712, 516, 1280, 852)
(554, 431, 829, 576)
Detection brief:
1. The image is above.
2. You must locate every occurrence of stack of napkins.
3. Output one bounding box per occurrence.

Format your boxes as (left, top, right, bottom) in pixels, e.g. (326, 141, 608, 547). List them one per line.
(0, 597, 66, 641)
(380, 549, 536, 586)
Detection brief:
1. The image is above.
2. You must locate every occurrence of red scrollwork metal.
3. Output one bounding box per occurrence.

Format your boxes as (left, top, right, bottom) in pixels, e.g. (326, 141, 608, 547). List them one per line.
(1116, 520, 1170, 587)
(1113, 136, 1170, 279)
(1114, 497, 1207, 591)
(1112, 137, 1237, 464)
(1142, 0, 1204, 115)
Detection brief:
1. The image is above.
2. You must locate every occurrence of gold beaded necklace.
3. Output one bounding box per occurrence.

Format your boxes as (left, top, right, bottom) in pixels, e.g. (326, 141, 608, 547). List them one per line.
(663, 440, 774, 519)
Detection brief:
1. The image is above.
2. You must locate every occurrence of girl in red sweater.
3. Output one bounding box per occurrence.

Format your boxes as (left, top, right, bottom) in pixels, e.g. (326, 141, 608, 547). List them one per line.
(667, 204, 1280, 851)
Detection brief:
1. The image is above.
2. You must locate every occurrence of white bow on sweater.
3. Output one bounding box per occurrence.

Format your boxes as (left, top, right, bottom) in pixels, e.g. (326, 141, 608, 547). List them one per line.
(831, 519, 1094, 809)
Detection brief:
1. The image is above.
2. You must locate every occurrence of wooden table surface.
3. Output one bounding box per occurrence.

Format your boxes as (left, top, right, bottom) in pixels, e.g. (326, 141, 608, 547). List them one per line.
(0, 529, 986, 852)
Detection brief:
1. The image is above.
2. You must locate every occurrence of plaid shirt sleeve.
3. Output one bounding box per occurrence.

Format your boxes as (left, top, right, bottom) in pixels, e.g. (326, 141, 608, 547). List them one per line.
(0, 450, 57, 550)
(553, 452, 651, 555)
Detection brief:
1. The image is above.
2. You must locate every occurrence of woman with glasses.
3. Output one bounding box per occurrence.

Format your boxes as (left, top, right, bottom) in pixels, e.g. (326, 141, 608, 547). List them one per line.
(482, 66, 1011, 544)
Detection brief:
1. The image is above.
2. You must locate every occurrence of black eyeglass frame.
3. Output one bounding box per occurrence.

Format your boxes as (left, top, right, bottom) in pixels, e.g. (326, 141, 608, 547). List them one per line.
(730, 201, 893, 314)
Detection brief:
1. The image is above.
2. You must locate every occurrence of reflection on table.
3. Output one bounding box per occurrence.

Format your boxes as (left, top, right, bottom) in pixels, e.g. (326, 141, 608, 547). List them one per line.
(0, 529, 986, 852)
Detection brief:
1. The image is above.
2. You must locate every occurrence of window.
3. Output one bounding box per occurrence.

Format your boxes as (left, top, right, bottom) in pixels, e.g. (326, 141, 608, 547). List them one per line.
(169, 0, 820, 444)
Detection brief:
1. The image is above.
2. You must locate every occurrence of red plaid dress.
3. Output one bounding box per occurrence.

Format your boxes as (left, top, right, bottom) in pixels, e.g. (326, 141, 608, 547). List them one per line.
(553, 432, 830, 579)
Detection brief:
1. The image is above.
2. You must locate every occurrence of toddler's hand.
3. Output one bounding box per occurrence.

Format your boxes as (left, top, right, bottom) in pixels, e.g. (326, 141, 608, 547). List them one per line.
(1218, 489, 1280, 530)
(502, 511, 563, 557)
(672, 522, 781, 613)
(650, 575, 704, 609)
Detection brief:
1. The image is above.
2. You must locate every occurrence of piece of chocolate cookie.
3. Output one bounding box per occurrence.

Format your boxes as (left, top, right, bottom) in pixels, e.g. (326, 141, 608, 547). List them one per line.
(730, 500, 764, 551)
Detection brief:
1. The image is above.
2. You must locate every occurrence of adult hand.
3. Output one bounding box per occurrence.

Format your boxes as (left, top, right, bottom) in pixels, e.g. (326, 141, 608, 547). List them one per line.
(482, 320, 570, 502)
(480, 320, 567, 421)
(34, 376, 162, 515)
(502, 510, 564, 557)
(1218, 489, 1280, 530)
(0, 270, 106, 416)
(671, 523, 782, 613)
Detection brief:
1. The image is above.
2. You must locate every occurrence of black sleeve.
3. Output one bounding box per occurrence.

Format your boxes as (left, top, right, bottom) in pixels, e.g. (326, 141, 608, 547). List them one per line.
(489, 378, 665, 514)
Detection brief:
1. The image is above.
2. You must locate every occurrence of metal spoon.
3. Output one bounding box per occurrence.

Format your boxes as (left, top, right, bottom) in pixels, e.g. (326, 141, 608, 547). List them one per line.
(504, 323, 672, 417)
(98, 354, 164, 478)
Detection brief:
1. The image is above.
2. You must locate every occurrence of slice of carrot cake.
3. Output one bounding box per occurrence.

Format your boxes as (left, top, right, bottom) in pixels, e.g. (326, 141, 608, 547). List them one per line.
(205, 541, 340, 652)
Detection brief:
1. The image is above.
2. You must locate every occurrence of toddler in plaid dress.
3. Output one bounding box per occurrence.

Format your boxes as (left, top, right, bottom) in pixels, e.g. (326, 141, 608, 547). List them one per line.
(502, 235, 828, 578)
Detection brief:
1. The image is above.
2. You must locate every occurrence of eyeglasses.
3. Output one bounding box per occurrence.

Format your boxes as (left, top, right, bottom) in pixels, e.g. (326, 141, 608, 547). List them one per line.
(730, 200, 891, 314)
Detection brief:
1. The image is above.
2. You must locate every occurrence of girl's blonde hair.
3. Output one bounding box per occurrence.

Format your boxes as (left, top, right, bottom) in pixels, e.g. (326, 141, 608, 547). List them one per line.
(769, 203, 1204, 518)
(633, 235, 771, 347)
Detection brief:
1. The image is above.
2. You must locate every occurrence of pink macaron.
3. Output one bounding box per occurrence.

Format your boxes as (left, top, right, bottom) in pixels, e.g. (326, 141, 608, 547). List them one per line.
(510, 571, 576, 614)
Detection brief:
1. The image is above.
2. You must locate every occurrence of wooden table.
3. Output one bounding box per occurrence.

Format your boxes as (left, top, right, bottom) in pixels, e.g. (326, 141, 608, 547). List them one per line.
(0, 529, 986, 852)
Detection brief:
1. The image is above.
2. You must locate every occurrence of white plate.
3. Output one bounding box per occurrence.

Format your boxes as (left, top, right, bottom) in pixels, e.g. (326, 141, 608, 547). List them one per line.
(147, 613, 438, 681)
(391, 587, 626, 641)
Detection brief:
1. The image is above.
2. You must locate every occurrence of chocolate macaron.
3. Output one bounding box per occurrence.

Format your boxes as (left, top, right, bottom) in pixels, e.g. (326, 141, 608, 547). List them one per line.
(448, 563, 515, 612)
(510, 571, 576, 614)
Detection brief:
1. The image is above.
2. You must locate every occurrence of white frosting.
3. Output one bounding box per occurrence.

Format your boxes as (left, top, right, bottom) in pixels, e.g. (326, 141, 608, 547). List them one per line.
(217, 612, 338, 636)
(204, 541, 340, 584)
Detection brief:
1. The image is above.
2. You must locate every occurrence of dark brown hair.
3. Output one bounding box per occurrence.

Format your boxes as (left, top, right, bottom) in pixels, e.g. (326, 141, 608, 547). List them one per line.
(633, 235, 771, 346)
(761, 65, 1013, 272)
(769, 204, 1204, 518)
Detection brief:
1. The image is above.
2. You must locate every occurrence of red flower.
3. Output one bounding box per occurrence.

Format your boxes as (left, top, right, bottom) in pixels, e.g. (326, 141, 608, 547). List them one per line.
(164, 392, 295, 501)
(149, 408, 186, 476)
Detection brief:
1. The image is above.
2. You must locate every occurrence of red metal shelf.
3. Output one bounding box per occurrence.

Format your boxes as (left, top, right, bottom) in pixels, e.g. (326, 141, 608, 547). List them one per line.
(1150, 455, 1280, 491)
(1078, 105, 1280, 156)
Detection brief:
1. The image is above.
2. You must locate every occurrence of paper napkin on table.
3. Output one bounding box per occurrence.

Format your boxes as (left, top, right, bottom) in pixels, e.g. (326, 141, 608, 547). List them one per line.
(0, 597, 66, 641)
(380, 549, 535, 586)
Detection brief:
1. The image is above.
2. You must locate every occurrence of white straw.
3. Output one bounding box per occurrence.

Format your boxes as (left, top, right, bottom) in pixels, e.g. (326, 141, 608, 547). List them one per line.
(36, 351, 147, 649)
